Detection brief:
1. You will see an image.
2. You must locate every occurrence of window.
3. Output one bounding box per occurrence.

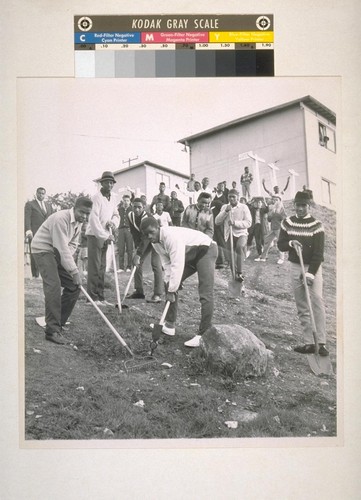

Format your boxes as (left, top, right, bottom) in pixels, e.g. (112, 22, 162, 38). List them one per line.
(318, 122, 336, 153)
(156, 172, 170, 188)
(321, 177, 336, 205)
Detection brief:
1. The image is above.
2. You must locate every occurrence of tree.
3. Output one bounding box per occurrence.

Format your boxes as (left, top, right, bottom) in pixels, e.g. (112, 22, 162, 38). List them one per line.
(46, 191, 91, 211)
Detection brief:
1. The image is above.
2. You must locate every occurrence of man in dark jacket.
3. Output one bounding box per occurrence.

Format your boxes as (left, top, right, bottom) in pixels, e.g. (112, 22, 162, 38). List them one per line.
(24, 187, 53, 277)
(117, 194, 133, 272)
(278, 191, 328, 356)
(169, 191, 184, 226)
(128, 198, 163, 302)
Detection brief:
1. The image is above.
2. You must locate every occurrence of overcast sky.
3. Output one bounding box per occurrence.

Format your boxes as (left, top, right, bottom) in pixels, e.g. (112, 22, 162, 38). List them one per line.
(18, 76, 340, 201)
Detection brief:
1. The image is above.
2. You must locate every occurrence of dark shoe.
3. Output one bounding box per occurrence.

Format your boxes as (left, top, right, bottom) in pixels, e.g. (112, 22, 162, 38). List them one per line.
(318, 344, 329, 356)
(146, 295, 162, 303)
(293, 344, 316, 354)
(45, 332, 67, 345)
(126, 292, 145, 299)
(215, 264, 225, 269)
(235, 273, 245, 283)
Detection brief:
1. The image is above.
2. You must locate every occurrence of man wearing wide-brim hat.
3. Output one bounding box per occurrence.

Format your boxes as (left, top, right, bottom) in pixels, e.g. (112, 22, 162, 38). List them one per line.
(277, 191, 329, 356)
(85, 171, 120, 306)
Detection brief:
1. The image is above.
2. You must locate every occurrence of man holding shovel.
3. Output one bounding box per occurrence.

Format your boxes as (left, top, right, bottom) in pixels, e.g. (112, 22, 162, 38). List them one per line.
(86, 171, 120, 306)
(139, 219, 218, 348)
(31, 197, 93, 344)
(215, 189, 252, 284)
(277, 191, 329, 356)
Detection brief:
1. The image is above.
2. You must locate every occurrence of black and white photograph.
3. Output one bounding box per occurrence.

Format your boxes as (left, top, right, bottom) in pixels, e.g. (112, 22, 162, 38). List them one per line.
(19, 76, 339, 442)
(2, 0, 360, 498)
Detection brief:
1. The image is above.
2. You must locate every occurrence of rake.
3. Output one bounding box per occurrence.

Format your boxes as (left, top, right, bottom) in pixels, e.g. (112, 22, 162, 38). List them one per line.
(80, 286, 156, 372)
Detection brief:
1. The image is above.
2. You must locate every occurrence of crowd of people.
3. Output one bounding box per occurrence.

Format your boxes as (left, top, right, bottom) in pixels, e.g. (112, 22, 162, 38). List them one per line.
(25, 169, 328, 356)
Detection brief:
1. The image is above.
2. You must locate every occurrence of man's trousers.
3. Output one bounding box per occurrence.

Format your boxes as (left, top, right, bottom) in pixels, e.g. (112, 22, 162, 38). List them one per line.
(289, 262, 326, 344)
(87, 235, 107, 301)
(33, 251, 80, 335)
(165, 242, 218, 335)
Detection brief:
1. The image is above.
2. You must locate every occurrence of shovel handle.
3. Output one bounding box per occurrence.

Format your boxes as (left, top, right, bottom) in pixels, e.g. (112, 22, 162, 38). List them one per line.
(159, 301, 171, 326)
(80, 286, 133, 356)
(109, 228, 122, 313)
(295, 245, 319, 351)
(229, 224, 236, 280)
(122, 266, 136, 301)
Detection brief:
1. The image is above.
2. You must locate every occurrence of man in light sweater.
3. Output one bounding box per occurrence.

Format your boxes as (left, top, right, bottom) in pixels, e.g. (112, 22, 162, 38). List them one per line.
(139, 219, 218, 347)
(215, 189, 252, 283)
(31, 197, 93, 344)
(86, 171, 120, 305)
(278, 191, 328, 356)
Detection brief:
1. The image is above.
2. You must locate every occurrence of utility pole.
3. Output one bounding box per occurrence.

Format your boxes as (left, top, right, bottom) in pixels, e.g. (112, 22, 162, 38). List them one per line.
(122, 156, 139, 168)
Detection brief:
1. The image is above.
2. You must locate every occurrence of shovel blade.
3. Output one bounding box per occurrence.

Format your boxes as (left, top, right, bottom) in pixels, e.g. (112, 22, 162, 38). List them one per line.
(228, 279, 242, 298)
(152, 324, 163, 342)
(307, 354, 334, 376)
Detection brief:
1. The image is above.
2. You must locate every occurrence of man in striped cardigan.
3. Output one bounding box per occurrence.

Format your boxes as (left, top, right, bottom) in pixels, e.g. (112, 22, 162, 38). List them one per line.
(277, 191, 329, 356)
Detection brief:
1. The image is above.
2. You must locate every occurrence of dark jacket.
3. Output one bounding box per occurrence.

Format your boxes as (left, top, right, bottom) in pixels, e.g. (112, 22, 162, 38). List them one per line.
(24, 199, 53, 235)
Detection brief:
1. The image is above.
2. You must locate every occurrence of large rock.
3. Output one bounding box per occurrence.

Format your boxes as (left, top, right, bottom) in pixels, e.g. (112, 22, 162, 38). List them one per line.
(200, 325, 268, 378)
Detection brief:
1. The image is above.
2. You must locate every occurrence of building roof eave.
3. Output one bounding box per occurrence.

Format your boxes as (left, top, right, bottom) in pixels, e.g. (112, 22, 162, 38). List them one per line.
(178, 95, 336, 145)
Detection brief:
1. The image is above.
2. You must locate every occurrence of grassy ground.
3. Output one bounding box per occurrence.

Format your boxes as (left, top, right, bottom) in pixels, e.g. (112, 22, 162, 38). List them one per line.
(24, 202, 337, 440)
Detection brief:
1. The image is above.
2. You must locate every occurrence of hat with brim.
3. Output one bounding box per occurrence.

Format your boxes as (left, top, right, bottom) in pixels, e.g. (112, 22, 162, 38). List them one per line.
(100, 171, 116, 183)
(294, 191, 310, 204)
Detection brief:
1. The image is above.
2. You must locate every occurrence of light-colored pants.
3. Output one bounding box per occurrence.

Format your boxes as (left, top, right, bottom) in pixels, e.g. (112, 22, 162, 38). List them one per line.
(226, 234, 248, 274)
(261, 229, 284, 260)
(290, 262, 326, 344)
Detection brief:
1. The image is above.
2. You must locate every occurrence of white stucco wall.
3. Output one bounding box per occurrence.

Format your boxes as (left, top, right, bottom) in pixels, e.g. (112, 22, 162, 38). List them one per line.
(188, 106, 308, 201)
(303, 105, 337, 207)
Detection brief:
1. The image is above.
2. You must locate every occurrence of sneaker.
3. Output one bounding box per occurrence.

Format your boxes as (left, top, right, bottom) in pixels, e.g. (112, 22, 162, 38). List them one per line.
(146, 295, 162, 303)
(162, 325, 175, 336)
(45, 332, 67, 345)
(293, 344, 316, 354)
(277, 259, 284, 265)
(235, 273, 245, 283)
(246, 249, 251, 258)
(117, 269, 124, 274)
(184, 335, 202, 347)
(126, 292, 145, 299)
(126, 268, 131, 272)
(318, 344, 329, 356)
(254, 257, 266, 262)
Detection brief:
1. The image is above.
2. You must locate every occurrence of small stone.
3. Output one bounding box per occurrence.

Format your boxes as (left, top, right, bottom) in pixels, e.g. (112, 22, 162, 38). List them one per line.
(73, 346, 78, 351)
(189, 383, 201, 387)
(320, 381, 329, 386)
(35, 415, 42, 419)
(161, 363, 173, 369)
(284, 330, 293, 336)
(76, 386, 85, 391)
(26, 410, 34, 416)
(273, 367, 280, 377)
(133, 400, 145, 408)
(273, 415, 281, 424)
(32, 348, 41, 354)
(103, 428, 114, 436)
(225, 421, 238, 429)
